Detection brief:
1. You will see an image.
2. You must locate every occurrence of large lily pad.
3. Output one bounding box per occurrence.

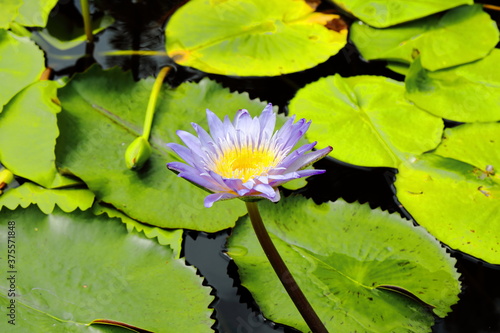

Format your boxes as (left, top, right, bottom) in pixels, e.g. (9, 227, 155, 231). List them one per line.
(289, 74, 443, 168)
(166, 0, 347, 76)
(227, 196, 461, 332)
(14, 0, 58, 27)
(0, 0, 22, 29)
(92, 203, 183, 259)
(0, 80, 79, 188)
(405, 50, 500, 122)
(395, 153, 500, 264)
(350, 5, 499, 71)
(0, 182, 94, 213)
(0, 206, 214, 332)
(57, 65, 271, 231)
(0, 30, 45, 110)
(331, 0, 473, 28)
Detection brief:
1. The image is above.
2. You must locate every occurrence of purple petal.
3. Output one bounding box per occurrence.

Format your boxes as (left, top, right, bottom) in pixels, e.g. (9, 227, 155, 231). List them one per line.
(191, 123, 215, 153)
(278, 142, 317, 169)
(204, 192, 238, 208)
(253, 183, 276, 198)
(258, 104, 276, 141)
(223, 178, 250, 196)
(167, 161, 195, 174)
(233, 109, 252, 131)
(284, 146, 332, 172)
(176, 130, 205, 157)
(281, 120, 311, 151)
(166, 143, 196, 166)
(206, 109, 225, 139)
(178, 171, 226, 192)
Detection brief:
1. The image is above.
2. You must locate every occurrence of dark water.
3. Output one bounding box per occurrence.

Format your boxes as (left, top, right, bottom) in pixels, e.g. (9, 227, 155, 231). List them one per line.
(37, 0, 500, 332)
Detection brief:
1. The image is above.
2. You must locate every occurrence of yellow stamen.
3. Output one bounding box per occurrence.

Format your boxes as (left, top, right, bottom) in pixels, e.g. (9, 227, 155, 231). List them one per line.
(213, 146, 278, 182)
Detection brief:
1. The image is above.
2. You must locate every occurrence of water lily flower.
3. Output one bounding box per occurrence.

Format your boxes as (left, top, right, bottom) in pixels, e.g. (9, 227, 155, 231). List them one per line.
(166, 104, 332, 207)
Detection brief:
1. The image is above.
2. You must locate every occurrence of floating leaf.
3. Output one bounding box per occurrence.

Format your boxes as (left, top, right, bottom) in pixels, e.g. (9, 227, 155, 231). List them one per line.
(350, 5, 499, 71)
(0, 80, 79, 188)
(0, 1, 21, 29)
(386, 61, 410, 76)
(289, 74, 443, 168)
(434, 122, 500, 174)
(92, 203, 183, 259)
(227, 196, 461, 332)
(166, 0, 347, 76)
(331, 0, 473, 28)
(0, 182, 94, 213)
(395, 153, 500, 264)
(14, 0, 58, 27)
(0, 30, 45, 110)
(0, 206, 214, 332)
(405, 50, 500, 122)
(57, 66, 273, 232)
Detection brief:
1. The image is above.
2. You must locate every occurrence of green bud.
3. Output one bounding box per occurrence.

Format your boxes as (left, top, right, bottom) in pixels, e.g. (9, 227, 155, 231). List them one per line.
(0, 168, 14, 190)
(125, 137, 152, 170)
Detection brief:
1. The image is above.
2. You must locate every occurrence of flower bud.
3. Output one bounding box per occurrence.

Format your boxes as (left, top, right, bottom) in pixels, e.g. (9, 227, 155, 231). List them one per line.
(0, 168, 14, 190)
(125, 137, 152, 170)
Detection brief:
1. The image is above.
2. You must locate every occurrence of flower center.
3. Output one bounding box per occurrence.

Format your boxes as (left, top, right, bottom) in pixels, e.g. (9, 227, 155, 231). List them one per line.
(212, 146, 278, 182)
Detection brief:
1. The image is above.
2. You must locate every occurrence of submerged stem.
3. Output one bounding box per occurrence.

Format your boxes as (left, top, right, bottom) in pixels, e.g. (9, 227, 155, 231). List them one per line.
(244, 201, 328, 333)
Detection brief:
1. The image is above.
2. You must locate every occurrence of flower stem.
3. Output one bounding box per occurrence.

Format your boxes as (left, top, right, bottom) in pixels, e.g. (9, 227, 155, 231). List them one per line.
(245, 201, 328, 333)
(80, 0, 93, 43)
(142, 66, 171, 140)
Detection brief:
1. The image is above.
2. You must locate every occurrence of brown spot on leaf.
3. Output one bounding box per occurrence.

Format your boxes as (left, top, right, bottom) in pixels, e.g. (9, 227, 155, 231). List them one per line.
(325, 17, 348, 32)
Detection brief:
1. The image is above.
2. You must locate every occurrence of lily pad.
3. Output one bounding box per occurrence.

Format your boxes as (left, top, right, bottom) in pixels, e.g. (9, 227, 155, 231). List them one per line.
(350, 5, 499, 71)
(331, 0, 473, 28)
(166, 0, 347, 76)
(0, 206, 214, 332)
(0, 182, 94, 214)
(395, 153, 500, 264)
(0, 30, 45, 110)
(405, 50, 500, 122)
(0, 80, 79, 188)
(57, 65, 270, 232)
(92, 203, 183, 259)
(0, 0, 22, 29)
(227, 196, 461, 332)
(434, 122, 500, 174)
(289, 74, 443, 168)
(14, 0, 58, 27)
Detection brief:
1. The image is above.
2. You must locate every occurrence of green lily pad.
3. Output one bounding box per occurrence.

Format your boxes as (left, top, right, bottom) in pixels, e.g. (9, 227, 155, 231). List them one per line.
(435, 122, 500, 174)
(289, 74, 443, 168)
(0, 80, 79, 188)
(57, 65, 267, 232)
(331, 0, 473, 28)
(0, 182, 94, 213)
(227, 196, 461, 332)
(0, 0, 22, 29)
(0, 206, 214, 332)
(350, 5, 499, 71)
(0, 30, 45, 110)
(386, 61, 410, 76)
(405, 50, 500, 122)
(395, 153, 500, 264)
(14, 0, 58, 27)
(92, 203, 183, 259)
(166, 0, 347, 76)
